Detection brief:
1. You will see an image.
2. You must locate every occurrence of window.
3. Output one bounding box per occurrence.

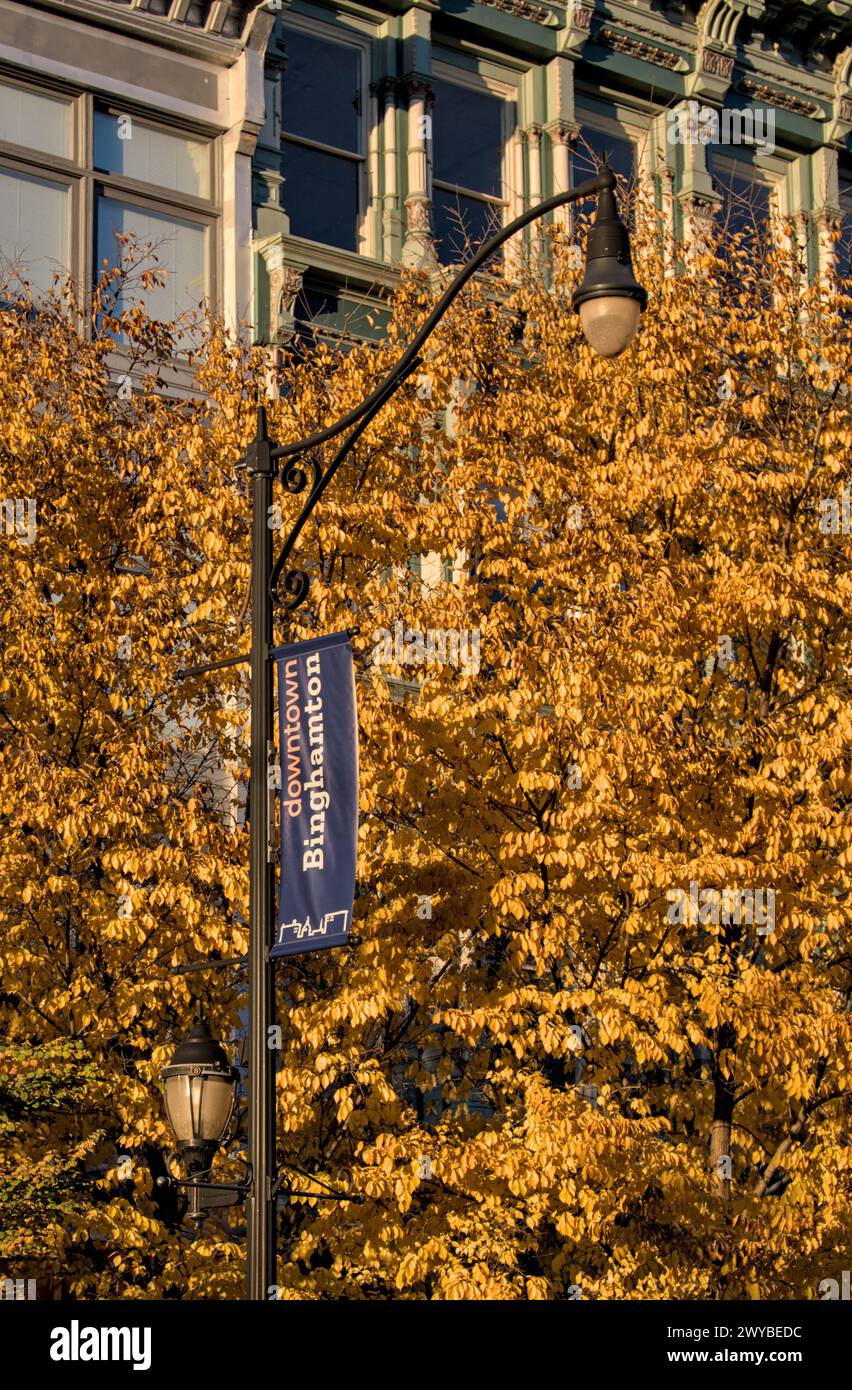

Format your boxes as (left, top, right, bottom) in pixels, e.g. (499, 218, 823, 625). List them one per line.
(0, 167, 69, 295)
(281, 24, 365, 252)
(572, 122, 635, 190)
(0, 80, 74, 293)
(432, 76, 510, 265)
(96, 197, 207, 326)
(0, 75, 217, 334)
(94, 112, 211, 199)
(572, 116, 637, 225)
(710, 151, 773, 251)
(0, 80, 72, 159)
(291, 277, 386, 351)
(93, 109, 213, 338)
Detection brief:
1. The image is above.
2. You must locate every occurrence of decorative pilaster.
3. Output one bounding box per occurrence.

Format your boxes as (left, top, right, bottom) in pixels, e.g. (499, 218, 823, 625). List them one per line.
(254, 26, 289, 242)
(667, 101, 721, 256)
(827, 45, 852, 148)
(648, 111, 677, 277)
(373, 77, 402, 262)
(812, 145, 842, 286)
(402, 76, 436, 270)
(400, 3, 437, 270)
(544, 56, 578, 233)
(546, 120, 577, 231)
(255, 234, 303, 341)
(526, 125, 543, 250)
(676, 2, 765, 255)
(366, 79, 382, 260)
(223, 0, 277, 337)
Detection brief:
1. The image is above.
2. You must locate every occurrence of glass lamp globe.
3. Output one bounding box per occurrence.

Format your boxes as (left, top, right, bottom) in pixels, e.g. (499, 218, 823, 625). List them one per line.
(573, 180, 647, 358)
(162, 1015, 237, 1172)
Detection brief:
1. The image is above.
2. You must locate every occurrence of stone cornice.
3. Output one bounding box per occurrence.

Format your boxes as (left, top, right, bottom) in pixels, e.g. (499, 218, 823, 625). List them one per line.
(19, 0, 258, 65)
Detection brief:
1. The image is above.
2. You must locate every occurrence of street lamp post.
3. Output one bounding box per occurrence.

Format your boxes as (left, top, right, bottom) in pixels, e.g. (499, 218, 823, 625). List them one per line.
(162, 166, 647, 1300)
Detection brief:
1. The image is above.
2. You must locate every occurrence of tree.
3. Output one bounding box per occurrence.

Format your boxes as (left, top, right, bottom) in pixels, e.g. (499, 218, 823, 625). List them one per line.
(0, 1039, 104, 1285)
(0, 207, 849, 1300)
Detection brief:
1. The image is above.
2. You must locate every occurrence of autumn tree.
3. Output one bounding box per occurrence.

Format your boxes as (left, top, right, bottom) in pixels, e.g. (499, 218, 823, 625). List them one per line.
(0, 203, 849, 1299)
(0, 1039, 104, 1286)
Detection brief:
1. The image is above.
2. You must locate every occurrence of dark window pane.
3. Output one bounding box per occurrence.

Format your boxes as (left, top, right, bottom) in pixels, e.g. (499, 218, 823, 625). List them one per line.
(433, 188, 501, 265)
(713, 168, 771, 245)
(299, 282, 339, 327)
(282, 140, 358, 250)
(572, 125, 635, 188)
(282, 28, 360, 155)
(295, 282, 384, 342)
(433, 78, 504, 197)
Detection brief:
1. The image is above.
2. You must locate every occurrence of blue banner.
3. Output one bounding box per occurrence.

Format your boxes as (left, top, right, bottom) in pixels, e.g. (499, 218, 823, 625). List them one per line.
(271, 631, 358, 958)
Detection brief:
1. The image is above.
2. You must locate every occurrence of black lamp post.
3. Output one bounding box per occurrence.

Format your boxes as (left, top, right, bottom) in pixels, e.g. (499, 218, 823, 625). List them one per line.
(164, 165, 647, 1299)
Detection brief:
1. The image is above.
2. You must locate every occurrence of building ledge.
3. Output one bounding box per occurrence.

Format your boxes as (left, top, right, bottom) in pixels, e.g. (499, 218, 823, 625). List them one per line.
(20, 0, 252, 66)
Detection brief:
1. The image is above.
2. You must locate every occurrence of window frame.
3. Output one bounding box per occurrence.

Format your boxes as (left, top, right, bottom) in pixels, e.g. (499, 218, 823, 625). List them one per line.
(572, 102, 642, 191)
(0, 68, 219, 323)
(0, 154, 78, 296)
(93, 184, 214, 330)
(279, 12, 373, 258)
(710, 148, 788, 239)
(430, 58, 517, 267)
(92, 101, 215, 206)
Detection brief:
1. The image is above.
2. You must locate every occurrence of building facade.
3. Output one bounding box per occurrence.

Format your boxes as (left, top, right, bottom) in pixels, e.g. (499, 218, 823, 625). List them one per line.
(0, 1, 850, 344)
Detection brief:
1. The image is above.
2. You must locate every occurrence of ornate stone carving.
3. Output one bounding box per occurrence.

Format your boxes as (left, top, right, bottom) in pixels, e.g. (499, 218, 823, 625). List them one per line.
(255, 235, 303, 342)
(401, 76, 436, 270)
(826, 46, 852, 144)
(701, 48, 734, 80)
(599, 26, 688, 72)
(272, 266, 304, 341)
(482, 0, 561, 26)
(737, 77, 821, 117)
(687, 1, 766, 101)
(560, 1, 594, 56)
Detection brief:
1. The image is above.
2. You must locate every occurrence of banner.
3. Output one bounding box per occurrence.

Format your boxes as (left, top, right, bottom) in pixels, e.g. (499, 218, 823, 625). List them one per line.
(271, 631, 358, 958)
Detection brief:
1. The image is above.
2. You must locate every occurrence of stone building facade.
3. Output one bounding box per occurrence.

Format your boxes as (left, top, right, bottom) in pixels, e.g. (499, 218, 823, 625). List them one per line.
(0, 1, 850, 344)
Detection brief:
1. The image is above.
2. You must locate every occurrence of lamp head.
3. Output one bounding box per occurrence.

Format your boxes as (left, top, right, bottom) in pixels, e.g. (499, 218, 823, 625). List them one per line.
(572, 175, 648, 357)
(162, 1012, 237, 1175)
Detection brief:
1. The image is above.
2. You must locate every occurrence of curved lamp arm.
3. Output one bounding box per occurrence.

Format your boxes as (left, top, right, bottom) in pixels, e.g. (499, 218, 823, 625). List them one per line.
(270, 169, 615, 464)
(259, 165, 647, 610)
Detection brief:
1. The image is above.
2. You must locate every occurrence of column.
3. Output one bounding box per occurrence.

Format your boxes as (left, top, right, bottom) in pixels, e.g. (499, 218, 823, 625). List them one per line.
(401, 76, 436, 269)
(373, 77, 401, 262)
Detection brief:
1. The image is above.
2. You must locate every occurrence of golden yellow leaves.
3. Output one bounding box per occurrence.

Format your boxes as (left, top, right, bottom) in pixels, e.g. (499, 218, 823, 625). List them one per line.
(2, 218, 851, 1302)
